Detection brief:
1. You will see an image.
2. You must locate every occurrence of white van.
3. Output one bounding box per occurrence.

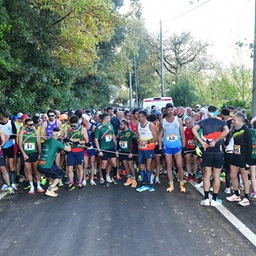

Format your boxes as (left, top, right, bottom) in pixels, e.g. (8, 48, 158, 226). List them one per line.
(142, 97, 173, 110)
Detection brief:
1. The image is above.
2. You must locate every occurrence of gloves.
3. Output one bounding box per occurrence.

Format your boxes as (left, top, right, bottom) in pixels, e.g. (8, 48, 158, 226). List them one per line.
(72, 141, 80, 147)
(84, 142, 92, 149)
(64, 137, 71, 144)
(195, 146, 203, 157)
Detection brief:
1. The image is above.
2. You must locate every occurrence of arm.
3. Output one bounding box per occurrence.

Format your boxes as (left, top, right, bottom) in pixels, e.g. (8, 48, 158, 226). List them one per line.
(10, 121, 17, 139)
(147, 123, 157, 144)
(158, 120, 163, 149)
(192, 124, 209, 149)
(18, 128, 28, 160)
(40, 121, 47, 140)
(178, 118, 185, 147)
(0, 128, 6, 150)
(35, 130, 41, 155)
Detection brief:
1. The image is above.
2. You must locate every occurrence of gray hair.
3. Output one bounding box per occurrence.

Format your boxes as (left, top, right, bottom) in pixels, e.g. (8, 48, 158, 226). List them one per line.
(235, 112, 245, 122)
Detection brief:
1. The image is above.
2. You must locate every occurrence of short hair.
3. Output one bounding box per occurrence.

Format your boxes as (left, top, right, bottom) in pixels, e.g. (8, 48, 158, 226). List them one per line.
(139, 110, 148, 118)
(235, 112, 245, 122)
(47, 109, 56, 116)
(75, 109, 83, 118)
(101, 113, 110, 121)
(53, 127, 60, 132)
(121, 119, 129, 127)
(132, 109, 139, 115)
(69, 115, 79, 124)
(184, 116, 193, 123)
(25, 118, 33, 125)
(2, 110, 11, 118)
(221, 108, 230, 116)
(147, 114, 157, 122)
(106, 107, 113, 112)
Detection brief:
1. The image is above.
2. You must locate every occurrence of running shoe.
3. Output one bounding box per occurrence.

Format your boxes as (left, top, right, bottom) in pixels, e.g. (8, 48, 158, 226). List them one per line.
(7, 186, 15, 194)
(106, 176, 112, 183)
(11, 183, 18, 191)
(195, 181, 203, 188)
(67, 183, 75, 191)
(124, 177, 133, 186)
(166, 183, 174, 192)
(45, 189, 58, 197)
(112, 177, 119, 185)
(99, 177, 104, 184)
(103, 181, 109, 188)
(137, 175, 142, 181)
(238, 198, 250, 206)
(28, 188, 35, 195)
(116, 173, 121, 180)
(186, 175, 193, 183)
(52, 186, 58, 191)
(211, 198, 222, 206)
(82, 180, 87, 187)
(150, 174, 154, 184)
(147, 185, 155, 192)
(131, 179, 137, 188)
(200, 199, 210, 206)
(93, 175, 98, 180)
(155, 176, 161, 184)
(180, 182, 186, 193)
(226, 194, 241, 202)
(64, 177, 70, 184)
(40, 177, 47, 185)
(90, 180, 97, 186)
(192, 175, 198, 183)
(251, 191, 256, 199)
(58, 180, 64, 187)
(23, 182, 31, 190)
(77, 183, 83, 190)
(136, 185, 148, 192)
(224, 188, 231, 194)
(1, 184, 8, 191)
(37, 187, 45, 193)
(85, 175, 89, 181)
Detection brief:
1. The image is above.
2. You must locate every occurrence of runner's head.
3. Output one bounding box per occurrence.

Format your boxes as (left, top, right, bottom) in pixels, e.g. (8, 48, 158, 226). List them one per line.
(120, 119, 129, 131)
(232, 112, 245, 128)
(207, 105, 219, 118)
(24, 118, 35, 132)
(47, 109, 56, 121)
(52, 127, 61, 139)
(69, 115, 80, 130)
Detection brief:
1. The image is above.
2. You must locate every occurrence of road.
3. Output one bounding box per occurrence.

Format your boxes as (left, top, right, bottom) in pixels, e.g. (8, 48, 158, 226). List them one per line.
(0, 174, 255, 256)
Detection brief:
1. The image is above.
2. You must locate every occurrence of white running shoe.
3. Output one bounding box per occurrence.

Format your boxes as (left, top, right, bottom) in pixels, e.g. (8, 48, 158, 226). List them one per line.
(90, 180, 97, 186)
(195, 181, 203, 188)
(224, 188, 231, 194)
(11, 183, 18, 190)
(155, 176, 160, 184)
(200, 199, 210, 206)
(150, 174, 154, 184)
(82, 180, 87, 186)
(1, 184, 8, 191)
(106, 176, 112, 183)
(99, 177, 104, 184)
(238, 198, 250, 206)
(226, 194, 241, 202)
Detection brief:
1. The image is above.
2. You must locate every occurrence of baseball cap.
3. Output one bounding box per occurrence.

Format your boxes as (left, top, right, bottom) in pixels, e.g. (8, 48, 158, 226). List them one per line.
(82, 113, 90, 121)
(21, 114, 29, 119)
(16, 112, 23, 118)
(32, 116, 40, 124)
(59, 114, 68, 121)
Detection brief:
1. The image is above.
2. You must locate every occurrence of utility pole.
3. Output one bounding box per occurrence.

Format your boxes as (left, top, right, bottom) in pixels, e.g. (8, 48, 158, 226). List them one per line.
(253, 0, 256, 117)
(134, 55, 138, 108)
(160, 20, 165, 97)
(129, 72, 132, 108)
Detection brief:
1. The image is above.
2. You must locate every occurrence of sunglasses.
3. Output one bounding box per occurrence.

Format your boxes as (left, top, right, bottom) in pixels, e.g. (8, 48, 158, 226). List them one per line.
(70, 124, 77, 128)
(48, 114, 55, 117)
(27, 123, 34, 126)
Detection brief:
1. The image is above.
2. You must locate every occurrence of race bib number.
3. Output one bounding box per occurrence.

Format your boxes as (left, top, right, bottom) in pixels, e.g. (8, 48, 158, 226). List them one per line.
(105, 134, 113, 142)
(24, 143, 35, 151)
(167, 134, 178, 141)
(233, 145, 241, 155)
(119, 141, 128, 149)
(188, 140, 195, 146)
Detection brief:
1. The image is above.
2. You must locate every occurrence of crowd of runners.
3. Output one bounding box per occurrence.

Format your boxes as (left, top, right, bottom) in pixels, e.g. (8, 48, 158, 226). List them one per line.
(0, 104, 255, 207)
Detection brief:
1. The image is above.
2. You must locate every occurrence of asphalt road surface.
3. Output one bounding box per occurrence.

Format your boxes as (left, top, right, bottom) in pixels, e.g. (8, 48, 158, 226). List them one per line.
(0, 174, 256, 256)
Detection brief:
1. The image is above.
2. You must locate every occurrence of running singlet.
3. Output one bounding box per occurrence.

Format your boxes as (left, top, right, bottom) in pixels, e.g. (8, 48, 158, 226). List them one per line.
(184, 126, 196, 149)
(129, 120, 137, 133)
(0, 120, 14, 148)
(137, 122, 155, 151)
(162, 116, 181, 149)
(38, 138, 65, 168)
(94, 123, 115, 150)
(197, 118, 226, 152)
(68, 126, 84, 152)
(22, 129, 37, 154)
(117, 129, 136, 153)
(250, 128, 256, 159)
(86, 122, 96, 147)
(46, 120, 58, 137)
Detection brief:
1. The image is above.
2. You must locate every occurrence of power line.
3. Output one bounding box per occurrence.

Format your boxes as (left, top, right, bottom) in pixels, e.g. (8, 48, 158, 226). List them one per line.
(163, 0, 212, 23)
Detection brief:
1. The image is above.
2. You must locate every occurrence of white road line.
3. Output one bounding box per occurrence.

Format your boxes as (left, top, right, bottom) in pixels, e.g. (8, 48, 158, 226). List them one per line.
(0, 192, 7, 200)
(192, 182, 256, 247)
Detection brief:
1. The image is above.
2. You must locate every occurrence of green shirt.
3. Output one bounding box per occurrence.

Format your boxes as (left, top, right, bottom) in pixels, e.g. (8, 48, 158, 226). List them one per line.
(94, 122, 115, 150)
(117, 129, 136, 153)
(250, 128, 256, 159)
(38, 138, 65, 168)
(22, 129, 37, 154)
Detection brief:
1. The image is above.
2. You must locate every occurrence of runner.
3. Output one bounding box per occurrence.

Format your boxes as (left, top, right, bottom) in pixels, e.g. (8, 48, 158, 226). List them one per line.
(136, 110, 158, 192)
(226, 112, 252, 206)
(38, 128, 71, 197)
(193, 105, 229, 206)
(116, 119, 137, 188)
(158, 103, 186, 193)
(18, 118, 44, 194)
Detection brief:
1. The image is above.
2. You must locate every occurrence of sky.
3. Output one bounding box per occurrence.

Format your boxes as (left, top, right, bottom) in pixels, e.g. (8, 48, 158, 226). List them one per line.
(122, 0, 255, 67)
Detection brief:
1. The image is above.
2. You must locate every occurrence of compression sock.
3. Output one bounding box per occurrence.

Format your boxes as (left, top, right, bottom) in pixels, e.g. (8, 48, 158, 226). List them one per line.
(140, 170, 145, 183)
(146, 171, 152, 183)
(102, 168, 106, 180)
(213, 193, 218, 201)
(10, 171, 16, 184)
(204, 191, 209, 200)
